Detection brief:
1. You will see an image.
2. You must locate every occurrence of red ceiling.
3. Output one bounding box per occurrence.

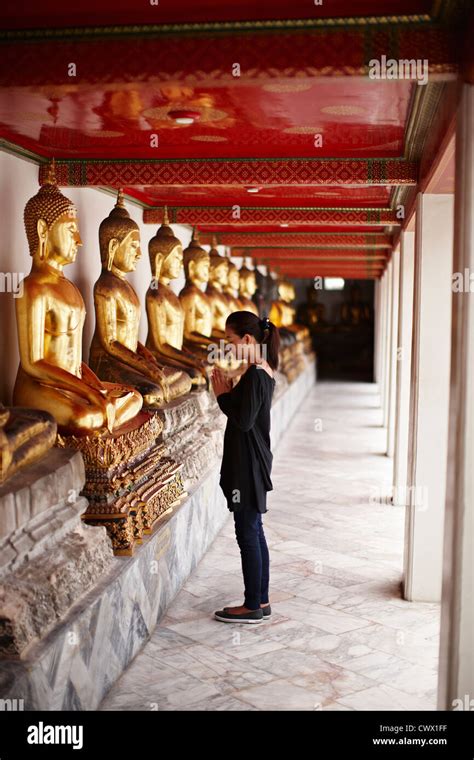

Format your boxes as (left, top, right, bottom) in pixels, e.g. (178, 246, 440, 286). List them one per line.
(0, 80, 413, 161)
(2, 0, 434, 29)
(127, 185, 393, 208)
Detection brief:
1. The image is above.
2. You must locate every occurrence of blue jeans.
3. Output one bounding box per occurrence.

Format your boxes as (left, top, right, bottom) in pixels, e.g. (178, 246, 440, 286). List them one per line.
(233, 509, 270, 610)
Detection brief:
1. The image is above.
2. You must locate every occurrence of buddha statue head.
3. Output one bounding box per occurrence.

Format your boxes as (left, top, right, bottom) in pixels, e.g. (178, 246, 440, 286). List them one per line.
(227, 259, 240, 293)
(281, 279, 295, 304)
(24, 160, 82, 268)
(148, 207, 183, 283)
(239, 262, 257, 298)
(99, 189, 141, 274)
(183, 228, 210, 287)
(208, 236, 229, 288)
(278, 279, 289, 301)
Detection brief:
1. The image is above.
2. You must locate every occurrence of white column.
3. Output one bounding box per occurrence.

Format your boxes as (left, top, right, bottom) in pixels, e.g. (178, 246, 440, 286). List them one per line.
(378, 271, 387, 406)
(438, 84, 474, 709)
(393, 231, 415, 506)
(373, 279, 381, 383)
(404, 193, 454, 602)
(387, 247, 400, 456)
(382, 259, 393, 429)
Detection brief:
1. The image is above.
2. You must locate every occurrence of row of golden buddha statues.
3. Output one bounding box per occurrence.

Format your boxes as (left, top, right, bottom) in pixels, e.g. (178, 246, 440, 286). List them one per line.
(1, 164, 312, 553)
(15, 174, 263, 431)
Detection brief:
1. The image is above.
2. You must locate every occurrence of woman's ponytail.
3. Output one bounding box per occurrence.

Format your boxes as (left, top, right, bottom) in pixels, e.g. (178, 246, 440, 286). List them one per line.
(259, 316, 280, 371)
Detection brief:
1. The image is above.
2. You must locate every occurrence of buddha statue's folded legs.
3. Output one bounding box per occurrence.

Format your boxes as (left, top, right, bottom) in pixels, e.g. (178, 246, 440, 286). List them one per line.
(14, 366, 142, 433)
(89, 352, 166, 408)
(0, 404, 57, 483)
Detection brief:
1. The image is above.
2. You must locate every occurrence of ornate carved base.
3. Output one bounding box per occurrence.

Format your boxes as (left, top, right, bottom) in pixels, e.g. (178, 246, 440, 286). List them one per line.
(279, 340, 307, 383)
(154, 391, 226, 488)
(0, 448, 114, 657)
(56, 412, 187, 555)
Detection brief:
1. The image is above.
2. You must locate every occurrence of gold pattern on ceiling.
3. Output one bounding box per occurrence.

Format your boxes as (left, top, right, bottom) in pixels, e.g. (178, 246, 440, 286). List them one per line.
(261, 82, 313, 93)
(321, 105, 366, 116)
(283, 126, 324, 134)
(191, 135, 228, 142)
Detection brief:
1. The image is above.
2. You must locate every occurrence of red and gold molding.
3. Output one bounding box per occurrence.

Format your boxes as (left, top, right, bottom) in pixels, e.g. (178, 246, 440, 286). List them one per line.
(274, 266, 384, 279)
(39, 159, 417, 188)
(0, 26, 456, 88)
(199, 232, 391, 247)
(239, 249, 388, 260)
(143, 206, 399, 226)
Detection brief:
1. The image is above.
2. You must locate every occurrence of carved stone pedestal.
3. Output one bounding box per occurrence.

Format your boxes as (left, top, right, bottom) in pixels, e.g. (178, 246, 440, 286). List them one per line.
(155, 390, 226, 488)
(56, 412, 187, 556)
(0, 448, 114, 657)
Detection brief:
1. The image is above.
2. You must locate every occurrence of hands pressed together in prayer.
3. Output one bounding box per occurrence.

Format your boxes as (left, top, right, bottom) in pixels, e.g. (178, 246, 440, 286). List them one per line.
(211, 367, 233, 397)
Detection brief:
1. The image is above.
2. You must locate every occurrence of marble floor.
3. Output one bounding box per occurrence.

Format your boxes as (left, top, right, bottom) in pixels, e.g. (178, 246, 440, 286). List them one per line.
(99, 381, 441, 711)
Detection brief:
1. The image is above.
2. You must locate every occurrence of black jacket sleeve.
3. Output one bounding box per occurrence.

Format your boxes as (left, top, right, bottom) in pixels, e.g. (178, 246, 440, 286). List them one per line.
(216, 368, 262, 432)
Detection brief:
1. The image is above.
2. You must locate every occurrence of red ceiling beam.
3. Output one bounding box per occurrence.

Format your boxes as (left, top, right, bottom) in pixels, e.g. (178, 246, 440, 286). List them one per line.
(232, 248, 388, 259)
(41, 159, 417, 188)
(273, 271, 383, 279)
(1, 26, 456, 87)
(275, 272, 381, 279)
(274, 266, 383, 280)
(143, 206, 399, 226)
(273, 262, 384, 270)
(199, 232, 392, 247)
(197, 225, 390, 233)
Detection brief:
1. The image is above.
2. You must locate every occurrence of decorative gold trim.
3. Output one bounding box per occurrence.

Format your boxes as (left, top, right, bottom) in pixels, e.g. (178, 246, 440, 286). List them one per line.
(165, 206, 393, 212)
(0, 15, 433, 42)
(230, 244, 390, 249)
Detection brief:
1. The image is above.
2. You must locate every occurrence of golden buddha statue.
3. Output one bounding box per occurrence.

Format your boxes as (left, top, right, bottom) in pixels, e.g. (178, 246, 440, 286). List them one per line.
(13, 166, 143, 434)
(269, 280, 296, 325)
(145, 209, 207, 388)
(179, 228, 216, 361)
(269, 281, 284, 327)
(276, 280, 312, 349)
(89, 191, 192, 407)
(0, 405, 57, 484)
(205, 237, 232, 337)
(223, 253, 242, 312)
(238, 262, 259, 316)
(282, 281, 298, 326)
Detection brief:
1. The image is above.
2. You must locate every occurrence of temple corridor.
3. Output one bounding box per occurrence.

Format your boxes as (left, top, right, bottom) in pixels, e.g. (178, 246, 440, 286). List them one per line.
(99, 381, 440, 711)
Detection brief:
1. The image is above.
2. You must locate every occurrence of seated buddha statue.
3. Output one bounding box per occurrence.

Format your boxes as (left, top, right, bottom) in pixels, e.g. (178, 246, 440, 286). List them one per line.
(205, 238, 232, 338)
(13, 165, 143, 434)
(0, 404, 57, 484)
(178, 229, 217, 362)
(223, 254, 243, 313)
(280, 280, 312, 353)
(238, 263, 259, 316)
(89, 191, 192, 407)
(269, 279, 286, 327)
(269, 279, 298, 347)
(145, 209, 207, 389)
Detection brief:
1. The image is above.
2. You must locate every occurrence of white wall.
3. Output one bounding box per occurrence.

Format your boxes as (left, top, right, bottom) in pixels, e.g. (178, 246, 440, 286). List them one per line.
(0, 150, 197, 404)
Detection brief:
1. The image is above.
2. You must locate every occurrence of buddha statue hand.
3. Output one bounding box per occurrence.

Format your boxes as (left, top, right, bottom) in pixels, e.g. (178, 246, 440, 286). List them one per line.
(137, 344, 168, 381)
(81, 363, 140, 432)
(135, 344, 173, 403)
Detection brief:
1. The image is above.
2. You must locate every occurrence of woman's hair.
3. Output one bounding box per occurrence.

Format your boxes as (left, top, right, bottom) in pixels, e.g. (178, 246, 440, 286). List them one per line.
(226, 310, 280, 370)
